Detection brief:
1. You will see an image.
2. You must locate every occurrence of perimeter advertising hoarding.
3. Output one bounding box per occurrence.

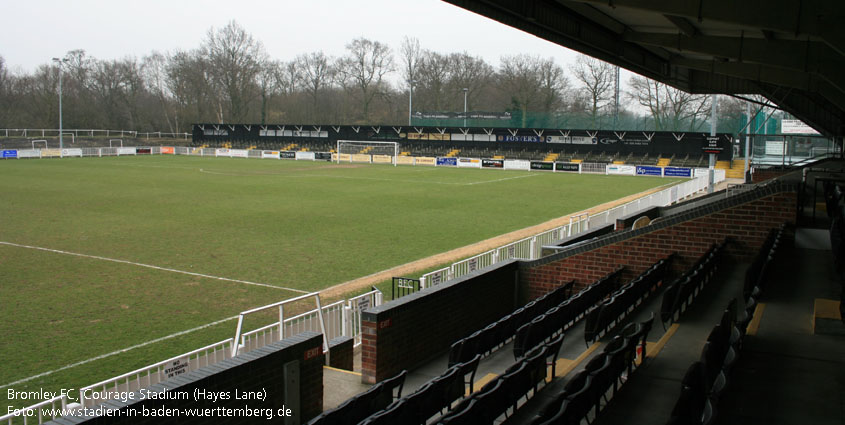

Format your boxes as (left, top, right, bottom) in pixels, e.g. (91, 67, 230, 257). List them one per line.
(296, 151, 316, 160)
(2, 150, 17, 158)
(118, 147, 136, 155)
(215, 148, 230, 157)
(436, 157, 458, 166)
(372, 154, 392, 164)
(17, 150, 39, 158)
(530, 161, 554, 171)
(416, 157, 436, 166)
(281, 151, 296, 159)
(136, 148, 152, 155)
(546, 136, 597, 144)
(397, 156, 415, 165)
(497, 135, 542, 142)
(636, 165, 662, 176)
(315, 152, 332, 161)
(262, 151, 280, 159)
(160, 147, 175, 154)
(61, 148, 82, 157)
(504, 159, 530, 170)
(482, 159, 504, 168)
(457, 158, 482, 168)
(230, 149, 249, 158)
(663, 167, 692, 178)
(607, 165, 636, 175)
(555, 162, 580, 172)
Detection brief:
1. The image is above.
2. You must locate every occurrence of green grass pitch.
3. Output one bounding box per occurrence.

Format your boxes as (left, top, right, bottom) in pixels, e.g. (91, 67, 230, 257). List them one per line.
(0, 155, 679, 409)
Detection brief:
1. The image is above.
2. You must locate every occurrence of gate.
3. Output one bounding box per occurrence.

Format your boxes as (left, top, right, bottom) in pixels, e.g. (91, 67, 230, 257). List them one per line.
(392, 277, 421, 299)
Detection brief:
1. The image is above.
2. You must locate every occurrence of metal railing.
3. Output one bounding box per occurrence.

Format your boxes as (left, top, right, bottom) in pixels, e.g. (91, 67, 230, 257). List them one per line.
(0, 129, 190, 139)
(421, 173, 720, 288)
(78, 339, 233, 409)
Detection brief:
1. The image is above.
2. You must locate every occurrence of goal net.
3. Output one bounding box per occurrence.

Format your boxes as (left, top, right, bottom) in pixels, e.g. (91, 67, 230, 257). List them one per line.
(336, 140, 399, 166)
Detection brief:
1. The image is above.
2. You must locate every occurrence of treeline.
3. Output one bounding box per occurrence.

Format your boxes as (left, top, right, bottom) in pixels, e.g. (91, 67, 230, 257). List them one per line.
(0, 21, 750, 133)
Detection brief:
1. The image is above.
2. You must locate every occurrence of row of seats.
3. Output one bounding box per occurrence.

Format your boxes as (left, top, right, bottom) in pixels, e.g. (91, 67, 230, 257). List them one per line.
(307, 370, 408, 425)
(530, 314, 656, 425)
(512, 269, 624, 359)
(667, 226, 786, 425)
(584, 257, 673, 345)
(436, 341, 557, 424)
(660, 242, 726, 328)
(743, 225, 786, 301)
(354, 354, 482, 425)
(448, 279, 576, 367)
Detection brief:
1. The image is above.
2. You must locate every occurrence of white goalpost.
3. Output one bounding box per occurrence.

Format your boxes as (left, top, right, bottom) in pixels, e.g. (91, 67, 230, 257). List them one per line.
(336, 140, 399, 166)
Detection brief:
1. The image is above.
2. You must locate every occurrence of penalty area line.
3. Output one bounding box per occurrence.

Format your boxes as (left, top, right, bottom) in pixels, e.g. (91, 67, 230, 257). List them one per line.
(0, 241, 308, 294)
(0, 316, 238, 390)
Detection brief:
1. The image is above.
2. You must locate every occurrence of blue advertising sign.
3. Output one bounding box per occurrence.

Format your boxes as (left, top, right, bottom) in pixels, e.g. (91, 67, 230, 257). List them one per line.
(636, 165, 662, 176)
(436, 157, 458, 166)
(2, 150, 17, 158)
(663, 167, 692, 178)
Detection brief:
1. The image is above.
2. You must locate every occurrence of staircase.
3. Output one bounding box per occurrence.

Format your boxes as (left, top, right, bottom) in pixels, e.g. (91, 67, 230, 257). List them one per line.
(446, 149, 461, 157)
(657, 157, 671, 167)
(716, 160, 746, 179)
(543, 152, 560, 162)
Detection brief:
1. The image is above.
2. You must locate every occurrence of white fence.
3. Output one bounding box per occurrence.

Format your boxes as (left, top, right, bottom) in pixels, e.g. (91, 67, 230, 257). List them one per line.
(420, 173, 723, 288)
(0, 128, 189, 139)
(1, 288, 382, 425)
(79, 339, 233, 408)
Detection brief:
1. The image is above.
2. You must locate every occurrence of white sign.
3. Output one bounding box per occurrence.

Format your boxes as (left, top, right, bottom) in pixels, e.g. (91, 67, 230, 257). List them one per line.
(117, 147, 136, 155)
(504, 159, 530, 170)
(215, 148, 231, 157)
(17, 149, 40, 158)
(160, 357, 189, 380)
(230, 149, 249, 158)
(295, 151, 316, 160)
(606, 165, 635, 175)
(546, 136, 597, 144)
(61, 148, 82, 157)
(765, 140, 786, 155)
(781, 119, 820, 135)
(457, 158, 482, 168)
(262, 151, 280, 159)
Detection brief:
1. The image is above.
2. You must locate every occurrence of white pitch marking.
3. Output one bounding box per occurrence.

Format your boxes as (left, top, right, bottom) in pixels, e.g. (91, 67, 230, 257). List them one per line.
(0, 241, 308, 294)
(198, 168, 538, 186)
(0, 316, 238, 390)
(463, 173, 539, 185)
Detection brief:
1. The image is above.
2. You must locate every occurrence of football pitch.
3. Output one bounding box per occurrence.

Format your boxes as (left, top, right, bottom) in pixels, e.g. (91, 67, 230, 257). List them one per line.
(0, 155, 678, 409)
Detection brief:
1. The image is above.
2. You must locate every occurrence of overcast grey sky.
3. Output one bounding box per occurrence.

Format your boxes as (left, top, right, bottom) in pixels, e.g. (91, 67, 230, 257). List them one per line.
(1, 0, 583, 72)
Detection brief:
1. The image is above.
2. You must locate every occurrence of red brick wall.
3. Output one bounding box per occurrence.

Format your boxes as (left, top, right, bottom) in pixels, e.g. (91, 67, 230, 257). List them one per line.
(523, 190, 796, 300)
(752, 169, 791, 183)
(361, 262, 519, 384)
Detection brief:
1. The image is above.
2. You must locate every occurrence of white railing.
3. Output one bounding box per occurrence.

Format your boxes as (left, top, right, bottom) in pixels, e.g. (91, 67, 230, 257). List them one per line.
(421, 173, 720, 287)
(1, 394, 69, 425)
(345, 289, 384, 346)
(78, 339, 233, 409)
(2, 287, 384, 424)
(238, 300, 345, 354)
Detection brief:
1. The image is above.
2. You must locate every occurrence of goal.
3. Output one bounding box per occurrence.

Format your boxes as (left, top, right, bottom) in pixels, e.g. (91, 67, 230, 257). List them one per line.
(336, 140, 399, 166)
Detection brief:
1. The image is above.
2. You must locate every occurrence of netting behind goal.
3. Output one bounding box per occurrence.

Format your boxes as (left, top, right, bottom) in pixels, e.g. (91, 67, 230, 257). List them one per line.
(336, 140, 398, 165)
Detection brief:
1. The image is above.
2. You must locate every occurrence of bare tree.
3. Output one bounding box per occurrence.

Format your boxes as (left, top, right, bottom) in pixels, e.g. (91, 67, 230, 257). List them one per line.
(570, 55, 615, 128)
(143, 52, 177, 132)
(446, 52, 494, 113)
(498, 54, 568, 127)
(416, 51, 451, 111)
(627, 75, 710, 131)
(335, 37, 394, 122)
(297, 51, 334, 121)
(399, 36, 422, 92)
(201, 20, 267, 122)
